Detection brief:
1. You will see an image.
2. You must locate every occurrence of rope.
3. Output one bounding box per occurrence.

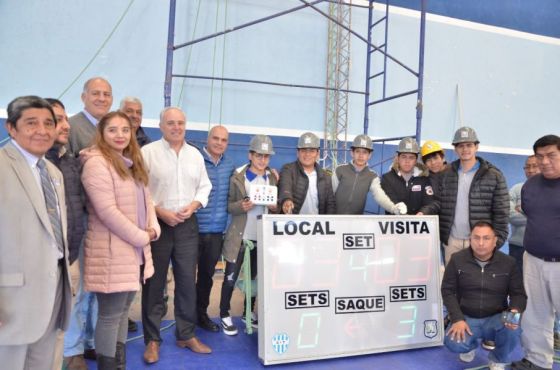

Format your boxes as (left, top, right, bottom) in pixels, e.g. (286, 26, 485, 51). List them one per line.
(242, 239, 255, 335)
(208, 0, 222, 125)
(58, 0, 136, 99)
(219, 0, 229, 124)
(177, 0, 203, 105)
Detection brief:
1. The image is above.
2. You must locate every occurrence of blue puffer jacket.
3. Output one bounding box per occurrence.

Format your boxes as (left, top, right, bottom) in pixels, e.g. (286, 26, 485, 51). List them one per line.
(196, 147, 235, 233)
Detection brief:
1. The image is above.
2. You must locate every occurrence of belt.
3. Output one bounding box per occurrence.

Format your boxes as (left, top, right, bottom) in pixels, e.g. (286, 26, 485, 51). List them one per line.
(531, 254, 560, 262)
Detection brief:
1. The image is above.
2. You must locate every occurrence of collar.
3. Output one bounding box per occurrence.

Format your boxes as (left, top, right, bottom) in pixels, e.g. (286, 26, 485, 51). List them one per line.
(82, 110, 99, 126)
(203, 146, 222, 165)
(161, 137, 185, 151)
(351, 161, 368, 173)
(11, 139, 42, 168)
(459, 159, 480, 173)
(246, 166, 268, 181)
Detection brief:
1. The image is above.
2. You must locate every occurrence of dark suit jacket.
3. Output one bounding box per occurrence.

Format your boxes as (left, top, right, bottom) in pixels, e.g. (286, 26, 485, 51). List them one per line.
(0, 142, 72, 345)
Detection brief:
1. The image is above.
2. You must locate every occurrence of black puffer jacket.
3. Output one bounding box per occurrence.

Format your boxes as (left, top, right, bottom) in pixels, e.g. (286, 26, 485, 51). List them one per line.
(278, 161, 336, 214)
(441, 248, 526, 322)
(420, 157, 509, 247)
(381, 161, 434, 215)
(46, 145, 86, 264)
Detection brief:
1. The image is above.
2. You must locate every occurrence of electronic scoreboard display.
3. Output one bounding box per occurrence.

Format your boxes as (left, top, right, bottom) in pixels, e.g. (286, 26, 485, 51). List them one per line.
(257, 215, 443, 365)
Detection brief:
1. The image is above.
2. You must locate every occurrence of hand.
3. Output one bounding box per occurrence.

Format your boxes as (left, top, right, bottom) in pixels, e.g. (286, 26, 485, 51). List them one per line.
(416, 211, 424, 216)
(177, 204, 196, 220)
(282, 199, 294, 214)
(241, 198, 254, 212)
(393, 202, 407, 215)
(515, 205, 522, 214)
(157, 208, 184, 227)
(446, 320, 472, 343)
(147, 228, 157, 241)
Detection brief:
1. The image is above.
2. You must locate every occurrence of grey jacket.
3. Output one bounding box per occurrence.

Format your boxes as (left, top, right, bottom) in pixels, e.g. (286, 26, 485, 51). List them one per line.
(223, 165, 278, 263)
(508, 182, 526, 247)
(420, 157, 510, 248)
(68, 111, 96, 155)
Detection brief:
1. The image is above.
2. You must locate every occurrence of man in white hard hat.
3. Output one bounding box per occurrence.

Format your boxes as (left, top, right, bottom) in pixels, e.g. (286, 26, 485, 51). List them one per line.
(278, 132, 336, 215)
(332, 134, 407, 215)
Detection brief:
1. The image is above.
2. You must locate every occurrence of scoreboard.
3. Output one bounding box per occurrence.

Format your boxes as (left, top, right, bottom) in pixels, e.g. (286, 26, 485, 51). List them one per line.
(257, 215, 443, 365)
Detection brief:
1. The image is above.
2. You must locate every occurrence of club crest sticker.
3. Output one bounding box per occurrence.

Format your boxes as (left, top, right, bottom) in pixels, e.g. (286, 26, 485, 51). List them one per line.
(272, 333, 290, 354)
(423, 320, 438, 339)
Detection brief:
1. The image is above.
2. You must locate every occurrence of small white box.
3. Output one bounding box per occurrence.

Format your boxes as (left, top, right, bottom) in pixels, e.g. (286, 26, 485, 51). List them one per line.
(249, 184, 278, 205)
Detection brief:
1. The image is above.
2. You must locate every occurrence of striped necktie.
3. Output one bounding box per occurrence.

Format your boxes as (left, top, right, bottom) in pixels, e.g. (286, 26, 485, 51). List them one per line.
(37, 159, 64, 256)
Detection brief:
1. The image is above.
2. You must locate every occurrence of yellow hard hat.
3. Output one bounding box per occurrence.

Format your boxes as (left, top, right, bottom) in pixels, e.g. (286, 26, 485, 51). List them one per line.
(421, 140, 443, 158)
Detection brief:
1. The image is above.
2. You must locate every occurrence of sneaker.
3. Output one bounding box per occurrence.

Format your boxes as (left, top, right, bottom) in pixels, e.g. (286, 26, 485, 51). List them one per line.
(241, 312, 258, 329)
(482, 340, 496, 350)
(459, 349, 476, 363)
(511, 358, 551, 369)
(489, 360, 507, 370)
(554, 332, 560, 351)
(220, 316, 238, 336)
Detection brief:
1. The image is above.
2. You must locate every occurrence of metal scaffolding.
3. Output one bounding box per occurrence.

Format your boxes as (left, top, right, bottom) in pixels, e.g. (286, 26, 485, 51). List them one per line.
(324, 0, 352, 170)
(164, 0, 427, 166)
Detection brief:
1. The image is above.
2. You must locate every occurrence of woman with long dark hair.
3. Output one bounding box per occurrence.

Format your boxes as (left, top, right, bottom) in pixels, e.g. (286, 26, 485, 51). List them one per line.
(80, 111, 160, 369)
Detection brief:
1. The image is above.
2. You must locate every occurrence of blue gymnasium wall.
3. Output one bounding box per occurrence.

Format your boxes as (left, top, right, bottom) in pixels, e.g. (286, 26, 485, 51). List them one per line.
(0, 0, 556, 206)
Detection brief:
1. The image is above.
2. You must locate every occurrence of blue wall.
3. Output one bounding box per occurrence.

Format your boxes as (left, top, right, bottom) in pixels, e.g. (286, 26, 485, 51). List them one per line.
(0, 1, 558, 153)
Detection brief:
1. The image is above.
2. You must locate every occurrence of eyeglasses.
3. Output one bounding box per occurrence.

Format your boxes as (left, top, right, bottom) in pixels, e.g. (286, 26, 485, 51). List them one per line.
(523, 164, 539, 170)
(251, 153, 270, 160)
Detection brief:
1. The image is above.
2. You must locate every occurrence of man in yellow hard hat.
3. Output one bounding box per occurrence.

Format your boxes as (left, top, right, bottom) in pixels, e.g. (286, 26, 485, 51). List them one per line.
(420, 140, 448, 197)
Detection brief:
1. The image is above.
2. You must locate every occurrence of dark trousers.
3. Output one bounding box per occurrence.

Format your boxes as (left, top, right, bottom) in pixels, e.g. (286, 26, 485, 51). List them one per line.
(142, 216, 199, 344)
(508, 244, 524, 274)
(196, 233, 224, 316)
(219, 241, 257, 318)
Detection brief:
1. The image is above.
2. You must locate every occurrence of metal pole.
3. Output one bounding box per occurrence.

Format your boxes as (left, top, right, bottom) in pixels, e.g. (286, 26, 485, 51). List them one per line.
(415, 0, 427, 142)
(299, 0, 418, 77)
(164, 0, 177, 107)
(174, 0, 325, 50)
(382, 0, 389, 98)
(363, 0, 374, 134)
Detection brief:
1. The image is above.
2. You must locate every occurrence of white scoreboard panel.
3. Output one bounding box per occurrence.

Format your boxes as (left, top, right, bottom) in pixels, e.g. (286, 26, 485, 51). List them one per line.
(257, 215, 443, 365)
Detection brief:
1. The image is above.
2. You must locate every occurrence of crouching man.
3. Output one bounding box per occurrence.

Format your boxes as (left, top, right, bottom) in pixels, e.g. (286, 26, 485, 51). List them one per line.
(442, 221, 527, 370)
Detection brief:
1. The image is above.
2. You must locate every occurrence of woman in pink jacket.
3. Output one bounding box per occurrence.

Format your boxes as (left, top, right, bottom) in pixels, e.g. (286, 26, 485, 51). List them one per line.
(80, 111, 160, 370)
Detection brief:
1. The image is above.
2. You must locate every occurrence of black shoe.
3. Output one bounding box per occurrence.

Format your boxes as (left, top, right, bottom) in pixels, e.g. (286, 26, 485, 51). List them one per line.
(511, 358, 552, 370)
(115, 342, 126, 370)
(198, 313, 220, 332)
(83, 348, 97, 361)
(127, 318, 138, 332)
(97, 354, 117, 370)
(481, 340, 496, 350)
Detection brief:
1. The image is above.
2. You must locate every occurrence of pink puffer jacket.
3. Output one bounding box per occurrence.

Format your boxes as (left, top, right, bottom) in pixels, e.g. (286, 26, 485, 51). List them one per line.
(80, 148, 160, 293)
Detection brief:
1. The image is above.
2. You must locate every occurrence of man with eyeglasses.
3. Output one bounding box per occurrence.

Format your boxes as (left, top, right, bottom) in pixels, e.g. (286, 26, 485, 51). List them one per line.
(218, 135, 277, 336)
(508, 155, 539, 272)
(278, 132, 336, 215)
(512, 135, 560, 370)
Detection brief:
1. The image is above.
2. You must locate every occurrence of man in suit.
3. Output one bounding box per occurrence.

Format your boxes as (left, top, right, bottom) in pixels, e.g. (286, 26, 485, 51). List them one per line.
(119, 96, 151, 147)
(68, 77, 113, 155)
(0, 96, 72, 370)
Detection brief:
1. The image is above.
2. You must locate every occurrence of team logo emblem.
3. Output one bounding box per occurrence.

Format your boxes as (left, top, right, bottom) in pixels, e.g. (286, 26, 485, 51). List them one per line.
(426, 186, 434, 195)
(272, 333, 290, 354)
(424, 320, 438, 338)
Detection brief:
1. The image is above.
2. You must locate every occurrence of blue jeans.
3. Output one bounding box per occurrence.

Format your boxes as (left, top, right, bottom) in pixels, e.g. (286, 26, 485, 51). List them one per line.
(444, 313, 521, 363)
(63, 249, 98, 356)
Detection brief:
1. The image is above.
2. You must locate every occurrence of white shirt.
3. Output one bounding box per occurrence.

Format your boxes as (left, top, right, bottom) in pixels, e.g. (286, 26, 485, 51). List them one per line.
(300, 170, 319, 215)
(11, 139, 63, 259)
(141, 139, 212, 211)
